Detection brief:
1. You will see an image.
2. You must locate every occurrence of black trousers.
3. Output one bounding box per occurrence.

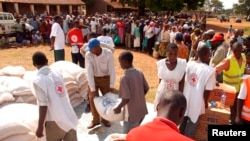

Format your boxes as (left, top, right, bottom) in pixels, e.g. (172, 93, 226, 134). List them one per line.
(71, 52, 85, 68)
(146, 36, 155, 55)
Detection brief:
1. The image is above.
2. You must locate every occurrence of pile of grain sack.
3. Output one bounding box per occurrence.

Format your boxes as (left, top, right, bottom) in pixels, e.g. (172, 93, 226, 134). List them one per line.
(0, 103, 45, 141)
(0, 61, 88, 141)
(0, 61, 88, 107)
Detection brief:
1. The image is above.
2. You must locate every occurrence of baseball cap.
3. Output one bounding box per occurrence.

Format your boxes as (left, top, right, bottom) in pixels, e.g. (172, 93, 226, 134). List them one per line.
(175, 32, 183, 41)
(210, 34, 224, 42)
(85, 38, 100, 51)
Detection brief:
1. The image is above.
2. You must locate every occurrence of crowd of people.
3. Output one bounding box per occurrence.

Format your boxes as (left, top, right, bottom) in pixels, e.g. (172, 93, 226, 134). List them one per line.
(16, 11, 250, 141)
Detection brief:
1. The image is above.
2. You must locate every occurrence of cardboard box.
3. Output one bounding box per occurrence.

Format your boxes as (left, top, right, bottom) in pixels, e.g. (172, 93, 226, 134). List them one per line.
(194, 103, 230, 141)
(208, 83, 237, 106)
(202, 103, 230, 124)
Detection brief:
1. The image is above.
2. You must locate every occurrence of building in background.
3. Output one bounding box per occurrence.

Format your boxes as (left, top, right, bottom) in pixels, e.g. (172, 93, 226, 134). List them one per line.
(87, 0, 137, 15)
(0, 0, 85, 16)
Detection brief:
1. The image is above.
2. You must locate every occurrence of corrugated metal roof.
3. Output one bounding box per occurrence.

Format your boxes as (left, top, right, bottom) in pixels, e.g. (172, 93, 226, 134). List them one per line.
(0, 0, 84, 5)
(104, 0, 136, 9)
(104, 0, 123, 8)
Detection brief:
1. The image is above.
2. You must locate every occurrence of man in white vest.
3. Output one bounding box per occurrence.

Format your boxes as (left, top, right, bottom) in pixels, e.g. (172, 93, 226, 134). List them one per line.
(31, 51, 78, 141)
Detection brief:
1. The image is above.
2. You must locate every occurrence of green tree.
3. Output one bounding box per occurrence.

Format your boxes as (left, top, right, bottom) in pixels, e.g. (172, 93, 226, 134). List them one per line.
(184, 0, 205, 10)
(82, 0, 95, 14)
(119, 0, 204, 16)
(210, 0, 223, 12)
(234, 0, 250, 15)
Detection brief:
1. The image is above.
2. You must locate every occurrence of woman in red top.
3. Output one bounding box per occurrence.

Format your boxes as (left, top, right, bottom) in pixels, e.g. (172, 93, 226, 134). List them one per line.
(117, 18, 125, 45)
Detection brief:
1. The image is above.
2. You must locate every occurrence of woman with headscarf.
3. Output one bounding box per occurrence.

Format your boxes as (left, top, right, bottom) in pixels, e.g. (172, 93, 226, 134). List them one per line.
(158, 23, 170, 57)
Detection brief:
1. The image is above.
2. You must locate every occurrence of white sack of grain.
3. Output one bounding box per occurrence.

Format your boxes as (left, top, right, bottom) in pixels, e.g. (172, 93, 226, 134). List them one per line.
(76, 70, 87, 83)
(1, 66, 26, 77)
(69, 92, 82, 101)
(15, 95, 36, 104)
(0, 76, 30, 96)
(1, 132, 36, 141)
(0, 86, 15, 104)
(22, 70, 37, 83)
(65, 81, 78, 95)
(0, 122, 31, 140)
(78, 87, 88, 100)
(12, 89, 33, 96)
(0, 103, 39, 139)
(50, 61, 84, 80)
(94, 92, 124, 122)
(0, 92, 15, 104)
(77, 77, 88, 89)
(71, 98, 84, 108)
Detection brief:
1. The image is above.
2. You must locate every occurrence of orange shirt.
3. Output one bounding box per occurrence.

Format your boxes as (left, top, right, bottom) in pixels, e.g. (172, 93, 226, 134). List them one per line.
(126, 117, 194, 141)
(177, 42, 189, 60)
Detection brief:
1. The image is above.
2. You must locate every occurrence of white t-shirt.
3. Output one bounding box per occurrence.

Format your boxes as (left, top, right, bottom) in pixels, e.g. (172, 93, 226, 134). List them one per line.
(90, 20, 98, 33)
(170, 31, 176, 43)
(31, 66, 78, 131)
(50, 22, 65, 50)
(184, 61, 216, 123)
(97, 35, 115, 48)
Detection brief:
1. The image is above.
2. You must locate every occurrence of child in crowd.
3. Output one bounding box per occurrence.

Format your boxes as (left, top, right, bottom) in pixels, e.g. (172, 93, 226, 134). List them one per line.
(114, 51, 149, 133)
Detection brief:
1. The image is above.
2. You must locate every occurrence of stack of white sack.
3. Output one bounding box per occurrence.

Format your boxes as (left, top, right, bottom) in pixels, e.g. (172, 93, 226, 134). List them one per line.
(0, 85, 15, 105)
(0, 75, 36, 105)
(49, 61, 88, 108)
(0, 66, 36, 105)
(0, 66, 26, 78)
(0, 103, 46, 141)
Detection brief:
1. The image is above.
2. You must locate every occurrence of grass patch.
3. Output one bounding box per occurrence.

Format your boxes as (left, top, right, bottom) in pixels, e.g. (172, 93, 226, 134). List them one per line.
(244, 27, 250, 35)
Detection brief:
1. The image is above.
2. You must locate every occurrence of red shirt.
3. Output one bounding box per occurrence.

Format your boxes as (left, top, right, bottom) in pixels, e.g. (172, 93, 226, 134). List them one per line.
(126, 117, 194, 141)
(67, 28, 85, 48)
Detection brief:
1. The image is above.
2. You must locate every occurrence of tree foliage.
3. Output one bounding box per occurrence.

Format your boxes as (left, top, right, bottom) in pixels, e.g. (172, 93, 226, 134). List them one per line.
(184, 0, 205, 10)
(82, 0, 94, 7)
(119, 0, 204, 13)
(234, 0, 250, 15)
(210, 0, 223, 11)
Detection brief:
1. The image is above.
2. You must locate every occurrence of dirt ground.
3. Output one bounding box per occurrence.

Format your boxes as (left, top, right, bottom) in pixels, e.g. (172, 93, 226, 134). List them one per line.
(206, 18, 250, 35)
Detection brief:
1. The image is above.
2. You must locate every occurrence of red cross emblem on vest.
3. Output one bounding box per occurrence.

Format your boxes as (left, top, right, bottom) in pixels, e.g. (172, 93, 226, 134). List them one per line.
(55, 82, 64, 96)
(189, 73, 198, 86)
(57, 85, 63, 93)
